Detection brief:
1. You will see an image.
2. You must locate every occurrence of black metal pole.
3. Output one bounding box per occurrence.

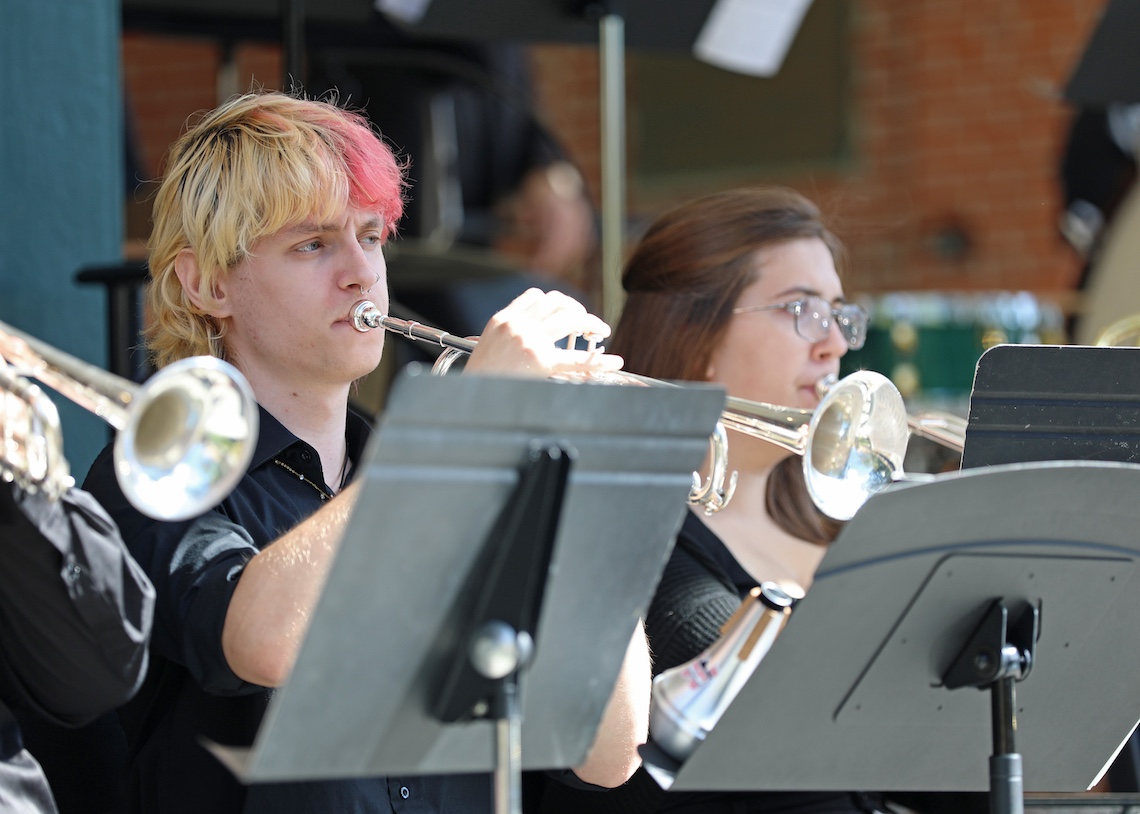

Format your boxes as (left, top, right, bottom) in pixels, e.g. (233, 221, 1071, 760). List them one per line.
(281, 0, 304, 90)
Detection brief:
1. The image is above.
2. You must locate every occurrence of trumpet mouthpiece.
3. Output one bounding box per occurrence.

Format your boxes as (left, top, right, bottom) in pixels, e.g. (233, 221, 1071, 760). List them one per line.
(815, 373, 838, 398)
(351, 300, 381, 332)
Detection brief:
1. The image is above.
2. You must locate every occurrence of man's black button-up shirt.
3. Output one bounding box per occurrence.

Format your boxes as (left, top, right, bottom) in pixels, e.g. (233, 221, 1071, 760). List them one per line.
(84, 405, 489, 814)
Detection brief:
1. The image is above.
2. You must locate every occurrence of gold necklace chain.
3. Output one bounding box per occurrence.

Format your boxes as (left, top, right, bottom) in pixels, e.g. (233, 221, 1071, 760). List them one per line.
(273, 458, 333, 502)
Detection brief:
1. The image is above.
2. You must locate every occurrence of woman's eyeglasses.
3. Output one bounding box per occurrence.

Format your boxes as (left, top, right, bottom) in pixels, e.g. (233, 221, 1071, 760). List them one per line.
(732, 296, 868, 350)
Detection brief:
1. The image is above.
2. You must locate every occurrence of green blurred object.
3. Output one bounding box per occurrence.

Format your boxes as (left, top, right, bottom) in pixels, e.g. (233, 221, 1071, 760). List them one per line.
(840, 292, 1066, 401)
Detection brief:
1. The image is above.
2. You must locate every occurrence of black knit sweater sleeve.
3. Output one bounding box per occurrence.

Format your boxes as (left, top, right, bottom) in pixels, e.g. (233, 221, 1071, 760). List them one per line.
(643, 520, 743, 678)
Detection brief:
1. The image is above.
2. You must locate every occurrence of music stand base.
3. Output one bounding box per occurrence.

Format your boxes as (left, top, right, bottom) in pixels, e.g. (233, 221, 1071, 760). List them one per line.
(991, 753, 1024, 814)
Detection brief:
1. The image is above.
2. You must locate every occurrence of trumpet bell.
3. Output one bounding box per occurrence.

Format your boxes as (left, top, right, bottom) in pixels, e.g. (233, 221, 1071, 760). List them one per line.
(114, 356, 259, 522)
(2, 318, 259, 520)
(805, 370, 909, 521)
(818, 372, 966, 454)
(722, 370, 909, 520)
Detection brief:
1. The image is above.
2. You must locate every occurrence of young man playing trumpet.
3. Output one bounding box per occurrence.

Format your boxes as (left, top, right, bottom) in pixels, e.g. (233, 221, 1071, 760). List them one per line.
(81, 90, 649, 814)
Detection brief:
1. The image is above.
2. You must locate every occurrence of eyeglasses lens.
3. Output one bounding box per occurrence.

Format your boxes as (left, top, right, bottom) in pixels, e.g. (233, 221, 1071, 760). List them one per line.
(839, 306, 867, 350)
(796, 298, 830, 343)
(797, 297, 867, 350)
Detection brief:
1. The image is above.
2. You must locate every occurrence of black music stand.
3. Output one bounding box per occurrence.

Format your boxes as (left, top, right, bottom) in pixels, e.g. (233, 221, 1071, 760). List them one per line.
(961, 342, 1140, 802)
(961, 343, 1140, 470)
(646, 345, 1140, 813)
(651, 460, 1140, 808)
(209, 368, 725, 812)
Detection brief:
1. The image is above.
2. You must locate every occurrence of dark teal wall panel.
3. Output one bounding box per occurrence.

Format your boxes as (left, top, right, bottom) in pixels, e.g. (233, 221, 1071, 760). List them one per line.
(2, 0, 122, 475)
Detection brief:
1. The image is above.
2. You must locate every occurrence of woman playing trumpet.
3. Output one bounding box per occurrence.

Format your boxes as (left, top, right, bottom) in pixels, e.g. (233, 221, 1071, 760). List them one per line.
(538, 186, 888, 814)
(621, 186, 863, 590)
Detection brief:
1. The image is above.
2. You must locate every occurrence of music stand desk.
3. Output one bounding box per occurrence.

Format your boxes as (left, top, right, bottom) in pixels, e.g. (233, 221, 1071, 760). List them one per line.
(212, 369, 725, 782)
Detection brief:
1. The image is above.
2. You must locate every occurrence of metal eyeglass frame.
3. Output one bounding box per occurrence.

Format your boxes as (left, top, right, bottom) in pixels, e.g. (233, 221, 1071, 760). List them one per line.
(732, 296, 868, 350)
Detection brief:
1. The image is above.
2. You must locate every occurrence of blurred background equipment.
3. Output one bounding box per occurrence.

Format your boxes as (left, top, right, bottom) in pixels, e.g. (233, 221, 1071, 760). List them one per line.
(1094, 311, 1140, 347)
(1071, 183, 1140, 345)
(372, 0, 816, 324)
(1060, 0, 1140, 345)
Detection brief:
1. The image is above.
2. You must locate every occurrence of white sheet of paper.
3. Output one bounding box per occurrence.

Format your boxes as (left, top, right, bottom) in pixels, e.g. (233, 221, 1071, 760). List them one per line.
(694, 0, 814, 77)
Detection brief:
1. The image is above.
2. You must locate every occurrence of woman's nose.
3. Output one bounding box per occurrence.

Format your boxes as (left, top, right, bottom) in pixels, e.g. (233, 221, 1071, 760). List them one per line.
(812, 318, 850, 360)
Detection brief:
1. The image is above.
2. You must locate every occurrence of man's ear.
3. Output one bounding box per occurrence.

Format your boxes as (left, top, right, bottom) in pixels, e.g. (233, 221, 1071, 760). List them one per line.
(174, 248, 231, 317)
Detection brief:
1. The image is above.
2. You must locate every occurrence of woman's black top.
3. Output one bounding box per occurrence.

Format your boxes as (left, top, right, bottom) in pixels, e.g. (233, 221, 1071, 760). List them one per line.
(538, 511, 882, 814)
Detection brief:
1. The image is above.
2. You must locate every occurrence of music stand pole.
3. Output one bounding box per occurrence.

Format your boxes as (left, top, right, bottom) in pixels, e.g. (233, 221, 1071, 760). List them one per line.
(990, 675, 1023, 814)
(494, 676, 522, 814)
(447, 620, 532, 814)
(431, 442, 573, 814)
(282, 0, 304, 88)
(465, 623, 530, 814)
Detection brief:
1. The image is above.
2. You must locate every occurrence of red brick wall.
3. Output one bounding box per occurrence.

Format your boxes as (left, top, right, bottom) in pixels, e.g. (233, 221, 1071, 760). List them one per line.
(123, 33, 283, 179)
(831, 0, 1106, 294)
(122, 1, 1110, 298)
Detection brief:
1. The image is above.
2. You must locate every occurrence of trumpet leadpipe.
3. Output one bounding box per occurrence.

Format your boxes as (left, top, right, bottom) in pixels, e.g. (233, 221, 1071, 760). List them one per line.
(351, 300, 477, 356)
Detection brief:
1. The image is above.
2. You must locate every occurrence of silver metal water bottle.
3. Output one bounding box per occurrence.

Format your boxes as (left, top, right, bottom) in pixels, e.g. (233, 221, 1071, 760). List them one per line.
(650, 582, 796, 763)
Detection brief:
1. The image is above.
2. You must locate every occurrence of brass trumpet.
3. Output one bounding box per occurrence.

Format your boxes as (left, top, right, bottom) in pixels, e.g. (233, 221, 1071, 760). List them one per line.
(0, 320, 259, 521)
(1094, 313, 1140, 347)
(351, 301, 910, 521)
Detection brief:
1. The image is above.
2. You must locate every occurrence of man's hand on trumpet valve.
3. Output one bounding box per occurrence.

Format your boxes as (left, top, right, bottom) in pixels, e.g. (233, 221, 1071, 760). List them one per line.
(465, 288, 625, 379)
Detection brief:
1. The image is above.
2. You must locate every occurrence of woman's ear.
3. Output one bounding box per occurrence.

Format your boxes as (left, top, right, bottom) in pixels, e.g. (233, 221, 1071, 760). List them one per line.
(174, 248, 230, 317)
